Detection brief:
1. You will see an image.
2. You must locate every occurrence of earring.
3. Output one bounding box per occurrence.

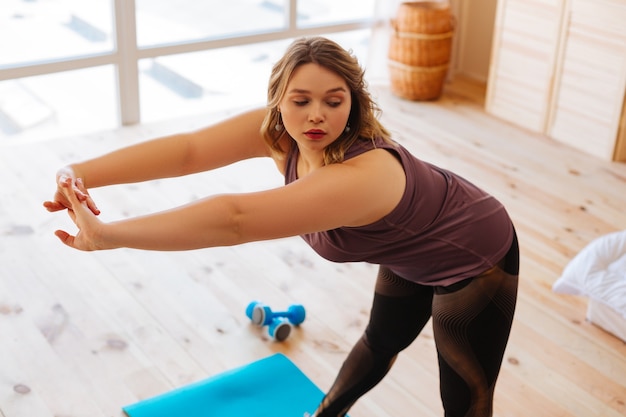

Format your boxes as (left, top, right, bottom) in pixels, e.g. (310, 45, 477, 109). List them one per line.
(275, 114, 283, 131)
(344, 123, 351, 133)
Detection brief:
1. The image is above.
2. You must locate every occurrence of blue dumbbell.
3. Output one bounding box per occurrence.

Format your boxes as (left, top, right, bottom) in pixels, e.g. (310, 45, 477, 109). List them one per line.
(245, 301, 306, 341)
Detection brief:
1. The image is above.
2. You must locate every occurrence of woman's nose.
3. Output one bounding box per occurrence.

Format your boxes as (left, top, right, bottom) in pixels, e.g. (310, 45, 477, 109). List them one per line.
(308, 103, 324, 123)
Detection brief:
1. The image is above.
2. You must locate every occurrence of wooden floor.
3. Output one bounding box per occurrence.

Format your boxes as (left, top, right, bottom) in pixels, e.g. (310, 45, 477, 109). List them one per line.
(1, 77, 625, 417)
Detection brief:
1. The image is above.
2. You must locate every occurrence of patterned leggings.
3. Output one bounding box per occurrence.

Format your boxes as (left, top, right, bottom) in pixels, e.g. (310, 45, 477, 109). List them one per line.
(313, 234, 519, 417)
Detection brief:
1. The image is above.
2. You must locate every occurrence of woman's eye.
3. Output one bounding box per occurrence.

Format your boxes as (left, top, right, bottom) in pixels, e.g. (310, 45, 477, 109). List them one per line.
(292, 100, 341, 107)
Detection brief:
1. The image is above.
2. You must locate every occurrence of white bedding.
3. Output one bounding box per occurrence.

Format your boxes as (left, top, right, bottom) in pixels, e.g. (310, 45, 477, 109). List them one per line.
(552, 230, 626, 321)
(587, 298, 626, 342)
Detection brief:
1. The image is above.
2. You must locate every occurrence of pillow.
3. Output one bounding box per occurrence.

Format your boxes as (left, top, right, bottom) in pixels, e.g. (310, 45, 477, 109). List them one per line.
(552, 230, 626, 319)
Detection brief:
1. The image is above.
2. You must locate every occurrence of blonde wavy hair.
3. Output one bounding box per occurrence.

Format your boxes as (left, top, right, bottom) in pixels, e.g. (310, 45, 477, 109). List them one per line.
(261, 36, 393, 165)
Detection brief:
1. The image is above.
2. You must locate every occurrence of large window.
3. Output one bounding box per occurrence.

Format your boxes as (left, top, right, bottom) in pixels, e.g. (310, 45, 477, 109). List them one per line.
(136, 0, 286, 47)
(1, 0, 115, 66)
(0, 0, 376, 144)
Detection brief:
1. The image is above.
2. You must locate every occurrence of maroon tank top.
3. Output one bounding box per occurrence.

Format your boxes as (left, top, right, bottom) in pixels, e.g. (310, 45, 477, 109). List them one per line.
(284, 137, 514, 286)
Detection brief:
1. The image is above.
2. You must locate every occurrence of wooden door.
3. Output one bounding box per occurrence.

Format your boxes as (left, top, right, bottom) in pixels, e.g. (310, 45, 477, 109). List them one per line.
(547, 0, 626, 161)
(485, 0, 566, 133)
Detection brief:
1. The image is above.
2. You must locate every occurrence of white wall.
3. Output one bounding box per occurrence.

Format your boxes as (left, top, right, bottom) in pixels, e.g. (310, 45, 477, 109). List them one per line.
(450, 0, 498, 82)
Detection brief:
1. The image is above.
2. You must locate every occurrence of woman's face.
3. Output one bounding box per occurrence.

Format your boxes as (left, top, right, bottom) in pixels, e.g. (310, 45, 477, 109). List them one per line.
(279, 63, 351, 154)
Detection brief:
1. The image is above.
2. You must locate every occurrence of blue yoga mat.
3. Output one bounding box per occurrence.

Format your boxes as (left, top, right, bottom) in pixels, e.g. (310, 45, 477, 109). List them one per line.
(123, 353, 325, 417)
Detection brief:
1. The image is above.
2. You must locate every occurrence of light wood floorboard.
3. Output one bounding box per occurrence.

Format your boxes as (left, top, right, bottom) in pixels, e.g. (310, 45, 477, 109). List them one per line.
(0, 78, 625, 417)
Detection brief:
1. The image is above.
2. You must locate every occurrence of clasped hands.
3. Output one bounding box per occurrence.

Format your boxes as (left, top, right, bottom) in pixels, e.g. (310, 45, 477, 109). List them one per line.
(43, 172, 104, 251)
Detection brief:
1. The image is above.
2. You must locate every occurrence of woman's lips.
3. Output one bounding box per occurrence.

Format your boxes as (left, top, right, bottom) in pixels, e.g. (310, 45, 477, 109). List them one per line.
(305, 130, 325, 140)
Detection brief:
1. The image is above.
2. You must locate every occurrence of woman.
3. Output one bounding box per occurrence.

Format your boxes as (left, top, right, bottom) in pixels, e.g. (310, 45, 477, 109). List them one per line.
(45, 36, 519, 417)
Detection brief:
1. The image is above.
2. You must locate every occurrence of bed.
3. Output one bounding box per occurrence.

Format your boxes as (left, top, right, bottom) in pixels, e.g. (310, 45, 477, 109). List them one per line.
(552, 230, 626, 342)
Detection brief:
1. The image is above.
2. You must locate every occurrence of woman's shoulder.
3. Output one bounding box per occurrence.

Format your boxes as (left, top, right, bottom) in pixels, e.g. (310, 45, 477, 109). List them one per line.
(342, 136, 401, 161)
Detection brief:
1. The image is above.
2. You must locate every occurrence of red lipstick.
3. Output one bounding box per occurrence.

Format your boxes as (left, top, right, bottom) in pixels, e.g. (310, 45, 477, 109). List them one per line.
(305, 129, 325, 140)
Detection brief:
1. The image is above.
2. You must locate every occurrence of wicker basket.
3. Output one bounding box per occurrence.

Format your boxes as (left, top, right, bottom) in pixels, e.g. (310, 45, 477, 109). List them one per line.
(388, 1, 454, 101)
(388, 60, 449, 101)
(393, 1, 453, 33)
(388, 30, 453, 67)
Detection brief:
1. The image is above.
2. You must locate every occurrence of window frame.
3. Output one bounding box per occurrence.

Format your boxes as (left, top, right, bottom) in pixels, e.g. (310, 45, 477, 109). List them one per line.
(0, 0, 376, 128)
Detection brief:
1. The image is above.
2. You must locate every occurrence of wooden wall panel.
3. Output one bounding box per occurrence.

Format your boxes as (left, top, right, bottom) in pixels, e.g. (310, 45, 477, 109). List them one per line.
(548, 0, 626, 161)
(486, 0, 565, 133)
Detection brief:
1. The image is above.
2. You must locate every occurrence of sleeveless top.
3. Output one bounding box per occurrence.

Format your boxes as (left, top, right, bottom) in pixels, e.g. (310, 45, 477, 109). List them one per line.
(284, 137, 514, 286)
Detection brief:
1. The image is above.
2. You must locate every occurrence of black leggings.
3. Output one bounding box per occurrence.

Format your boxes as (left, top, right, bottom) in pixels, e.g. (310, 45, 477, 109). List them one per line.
(313, 234, 519, 417)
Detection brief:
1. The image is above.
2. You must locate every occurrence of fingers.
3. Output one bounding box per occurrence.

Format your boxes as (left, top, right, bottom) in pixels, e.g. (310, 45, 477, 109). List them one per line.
(75, 178, 89, 201)
(50, 175, 99, 251)
(83, 195, 101, 216)
(86, 198, 101, 215)
(59, 177, 77, 201)
(57, 175, 84, 202)
(54, 211, 83, 250)
(54, 229, 73, 246)
(54, 229, 91, 251)
(59, 179, 86, 218)
(70, 177, 101, 215)
(43, 200, 66, 212)
(50, 175, 100, 215)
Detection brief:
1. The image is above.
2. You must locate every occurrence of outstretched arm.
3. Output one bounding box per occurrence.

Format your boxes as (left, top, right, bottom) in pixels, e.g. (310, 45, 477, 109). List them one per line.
(53, 148, 407, 252)
(76, 107, 269, 187)
(44, 108, 270, 213)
